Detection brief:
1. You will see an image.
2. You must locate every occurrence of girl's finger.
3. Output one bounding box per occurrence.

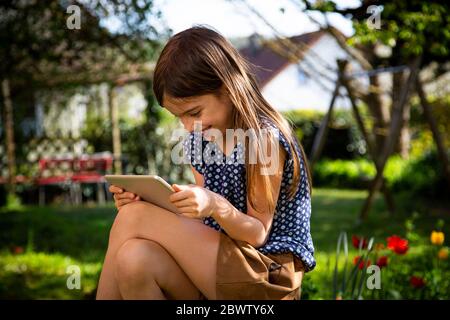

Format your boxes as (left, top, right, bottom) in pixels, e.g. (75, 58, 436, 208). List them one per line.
(109, 185, 123, 193)
(177, 206, 197, 215)
(115, 195, 140, 208)
(117, 198, 135, 207)
(180, 212, 197, 219)
(186, 213, 203, 220)
(115, 192, 136, 200)
(169, 190, 191, 203)
(172, 199, 195, 208)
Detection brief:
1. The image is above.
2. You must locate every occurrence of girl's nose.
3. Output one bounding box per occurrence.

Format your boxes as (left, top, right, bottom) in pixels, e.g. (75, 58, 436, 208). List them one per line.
(181, 117, 202, 133)
(180, 118, 193, 132)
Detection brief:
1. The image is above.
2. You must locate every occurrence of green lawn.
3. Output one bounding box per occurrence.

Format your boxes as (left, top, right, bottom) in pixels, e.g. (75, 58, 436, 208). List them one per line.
(0, 188, 448, 299)
(311, 189, 447, 253)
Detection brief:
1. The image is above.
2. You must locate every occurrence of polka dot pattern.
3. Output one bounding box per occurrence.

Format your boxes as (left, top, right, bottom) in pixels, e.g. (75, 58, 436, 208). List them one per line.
(182, 118, 316, 272)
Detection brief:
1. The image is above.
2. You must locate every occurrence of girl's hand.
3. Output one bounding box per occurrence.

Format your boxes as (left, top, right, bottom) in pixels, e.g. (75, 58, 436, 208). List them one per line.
(109, 184, 140, 211)
(169, 184, 216, 219)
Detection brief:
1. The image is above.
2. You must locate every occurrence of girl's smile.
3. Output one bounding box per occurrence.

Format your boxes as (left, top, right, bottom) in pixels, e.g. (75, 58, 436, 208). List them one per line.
(201, 125, 212, 133)
(162, 86, 235, 140)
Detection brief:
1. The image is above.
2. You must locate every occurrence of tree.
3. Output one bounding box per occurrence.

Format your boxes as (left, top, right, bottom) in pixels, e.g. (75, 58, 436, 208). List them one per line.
(300, 0, 450, 157)
(298, 0, 450, 218)
(0, 0, 168, 197)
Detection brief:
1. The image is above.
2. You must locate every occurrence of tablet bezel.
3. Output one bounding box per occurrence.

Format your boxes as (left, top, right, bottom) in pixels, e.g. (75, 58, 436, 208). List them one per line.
(104, 175, 180, 214)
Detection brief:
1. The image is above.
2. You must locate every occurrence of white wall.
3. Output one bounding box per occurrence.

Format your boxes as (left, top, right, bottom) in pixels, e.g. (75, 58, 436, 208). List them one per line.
(39, 83, 147, 138)
(262, 34, 364, 112)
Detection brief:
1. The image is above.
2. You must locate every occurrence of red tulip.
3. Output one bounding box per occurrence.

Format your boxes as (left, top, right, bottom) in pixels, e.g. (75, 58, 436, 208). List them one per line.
(12, 246, 24, 255)
(376, 256, 388, 268)
(387, 235, 409, 255)
(352, 235, 368, 249)
(353, 256, 371, 270)
(410, 276, 425, 289)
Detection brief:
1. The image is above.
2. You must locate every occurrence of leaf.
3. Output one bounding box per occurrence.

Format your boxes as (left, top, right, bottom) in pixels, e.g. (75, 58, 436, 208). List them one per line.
(333, 231, 345, 299)
(388, 289, 402, 300)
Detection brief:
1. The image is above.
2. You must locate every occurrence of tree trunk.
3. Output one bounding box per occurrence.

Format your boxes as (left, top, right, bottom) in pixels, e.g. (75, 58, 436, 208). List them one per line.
(109, 85, 122, 174)
(339, 61, 396, 217)
(416, 78, 450, 191)
(393, 71, 411, 158)
(366, 74, 390, 159)
(309, 79, 341, 168)
(359, 57, 421, 221)
(399, 102, 411, 158)
(1, 78, 16, 195)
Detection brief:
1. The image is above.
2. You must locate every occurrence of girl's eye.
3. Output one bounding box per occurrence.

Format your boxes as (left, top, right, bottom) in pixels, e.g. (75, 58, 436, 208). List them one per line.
(190, 111, 201, 117)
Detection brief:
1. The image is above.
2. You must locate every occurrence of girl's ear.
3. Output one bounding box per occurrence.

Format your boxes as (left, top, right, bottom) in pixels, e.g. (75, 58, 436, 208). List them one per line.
(219, 84, 229, 96)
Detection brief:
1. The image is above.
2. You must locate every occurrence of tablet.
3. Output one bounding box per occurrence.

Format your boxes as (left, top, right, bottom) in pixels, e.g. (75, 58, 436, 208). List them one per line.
(104, 175, 180, 214)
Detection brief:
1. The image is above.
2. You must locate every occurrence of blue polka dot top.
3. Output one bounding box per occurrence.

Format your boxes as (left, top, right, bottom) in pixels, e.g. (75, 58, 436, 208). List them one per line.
(182, 116, 316, 272)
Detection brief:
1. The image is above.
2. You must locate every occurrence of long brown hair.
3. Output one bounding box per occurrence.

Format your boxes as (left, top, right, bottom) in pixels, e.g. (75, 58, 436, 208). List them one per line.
(153, 26, 312, 214)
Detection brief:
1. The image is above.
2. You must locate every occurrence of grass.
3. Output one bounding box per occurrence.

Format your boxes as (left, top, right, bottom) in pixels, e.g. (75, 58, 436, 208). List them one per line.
(304, 189, 450, 299)
(0, 204, 115, 299)
(0, 188, 448, 299)
(311, 189, 449, 252)
(0, 252, 100, 299)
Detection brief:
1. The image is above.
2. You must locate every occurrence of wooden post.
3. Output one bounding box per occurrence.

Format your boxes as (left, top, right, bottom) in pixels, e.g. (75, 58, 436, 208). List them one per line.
(416, 78, 450, 190)
(338, 61, 396, 217)
(358, 57, 421, 221)
(309, 78, 341, 168)
(1, 78, 16, 195)
(109, 85, 122, 174)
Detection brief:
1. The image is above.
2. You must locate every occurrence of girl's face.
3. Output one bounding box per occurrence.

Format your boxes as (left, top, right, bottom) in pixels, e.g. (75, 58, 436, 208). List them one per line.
(163, 87, 235, 139)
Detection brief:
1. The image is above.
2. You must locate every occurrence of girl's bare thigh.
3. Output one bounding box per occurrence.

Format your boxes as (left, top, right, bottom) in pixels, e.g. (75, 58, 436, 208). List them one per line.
(110, 201, 220, 299)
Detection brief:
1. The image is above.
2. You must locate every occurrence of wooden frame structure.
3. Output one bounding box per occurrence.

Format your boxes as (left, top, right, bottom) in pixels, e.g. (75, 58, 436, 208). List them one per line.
(309, 57, 450, 222)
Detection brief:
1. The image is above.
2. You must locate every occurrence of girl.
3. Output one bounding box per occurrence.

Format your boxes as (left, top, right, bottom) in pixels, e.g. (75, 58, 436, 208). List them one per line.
(96, 26, 315, 300)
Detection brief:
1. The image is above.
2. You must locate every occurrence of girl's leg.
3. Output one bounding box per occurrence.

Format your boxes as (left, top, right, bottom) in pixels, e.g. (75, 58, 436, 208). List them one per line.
(115, 238, 204, 300)
(96, 236, 123, 299)
(96, 201, 220, 300)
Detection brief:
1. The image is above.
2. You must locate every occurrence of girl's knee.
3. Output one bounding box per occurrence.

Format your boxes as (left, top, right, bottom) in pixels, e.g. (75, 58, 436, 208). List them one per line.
(115, 239, 158, 284)
(116, 201, 148, 223)
(109, 201, 149, 239)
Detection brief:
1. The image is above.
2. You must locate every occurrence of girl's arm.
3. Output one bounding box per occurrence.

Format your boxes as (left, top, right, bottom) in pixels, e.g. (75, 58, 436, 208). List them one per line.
(209, 148, 285, 248)
(191, 166, 204, 187)
(171, 148, 286, 249)
(180, 166, 205, 225)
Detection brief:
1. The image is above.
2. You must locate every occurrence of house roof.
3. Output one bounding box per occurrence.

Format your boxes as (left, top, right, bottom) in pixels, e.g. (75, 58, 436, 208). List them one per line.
(239, 30, 326, 88)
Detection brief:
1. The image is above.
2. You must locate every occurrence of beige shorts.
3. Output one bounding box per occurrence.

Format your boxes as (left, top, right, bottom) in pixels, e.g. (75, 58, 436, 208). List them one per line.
(201, 232, 305, 300)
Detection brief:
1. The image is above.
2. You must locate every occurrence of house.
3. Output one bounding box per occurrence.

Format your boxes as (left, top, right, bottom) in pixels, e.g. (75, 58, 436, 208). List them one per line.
(237, 30, 361, 112)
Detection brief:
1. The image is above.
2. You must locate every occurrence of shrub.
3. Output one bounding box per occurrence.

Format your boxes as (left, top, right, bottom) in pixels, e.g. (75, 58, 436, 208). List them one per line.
(313, 158, 376, 189)
(311, 149, 448, 204)
(390, 149, 449, 200)
(282, 109, 366, 160)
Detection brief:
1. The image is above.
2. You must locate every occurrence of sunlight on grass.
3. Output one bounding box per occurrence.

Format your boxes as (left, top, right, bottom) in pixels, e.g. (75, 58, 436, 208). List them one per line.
(0, 251, 101, 299)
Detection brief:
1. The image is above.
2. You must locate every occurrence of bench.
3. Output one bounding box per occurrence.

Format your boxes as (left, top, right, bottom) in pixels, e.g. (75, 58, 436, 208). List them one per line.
(36, 152, 113, 205)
